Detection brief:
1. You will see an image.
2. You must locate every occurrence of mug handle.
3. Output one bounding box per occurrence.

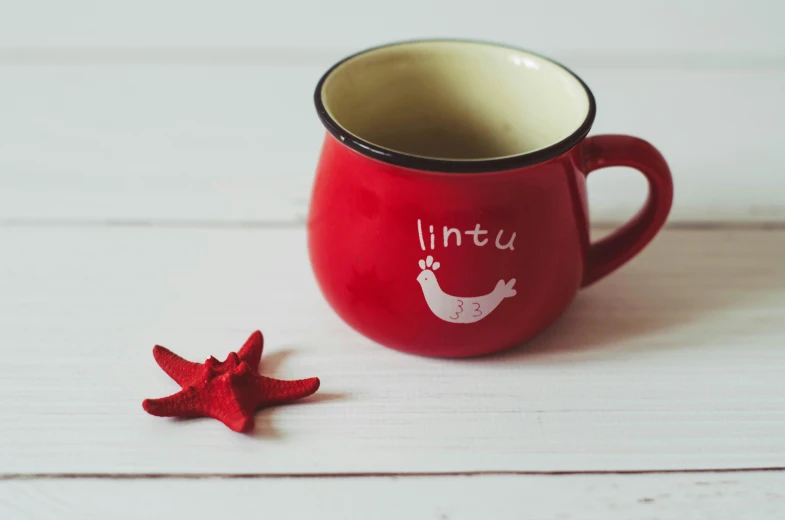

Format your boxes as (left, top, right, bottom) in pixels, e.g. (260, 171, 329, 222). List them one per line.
(581, 134, 674, 287)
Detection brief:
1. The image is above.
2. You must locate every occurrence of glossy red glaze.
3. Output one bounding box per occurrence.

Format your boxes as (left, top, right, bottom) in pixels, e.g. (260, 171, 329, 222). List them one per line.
(307, 133, 672, 358)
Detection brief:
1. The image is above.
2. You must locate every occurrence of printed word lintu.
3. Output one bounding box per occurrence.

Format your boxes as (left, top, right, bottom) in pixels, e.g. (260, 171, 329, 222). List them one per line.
(417, 219, 516, 251)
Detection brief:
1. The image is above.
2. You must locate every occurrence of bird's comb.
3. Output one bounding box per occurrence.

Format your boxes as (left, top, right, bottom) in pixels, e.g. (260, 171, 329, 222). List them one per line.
(418, 255, 440, 271)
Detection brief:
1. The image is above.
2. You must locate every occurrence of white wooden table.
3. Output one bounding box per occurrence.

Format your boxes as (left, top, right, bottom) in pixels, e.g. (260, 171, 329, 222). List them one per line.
(2, 2, 785, 518)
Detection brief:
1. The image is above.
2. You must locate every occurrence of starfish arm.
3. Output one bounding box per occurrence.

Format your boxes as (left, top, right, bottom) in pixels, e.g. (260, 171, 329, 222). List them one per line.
(205, 400, 256, 433)
(152, 345, 202, 387)
(237, 330, 263, 370)
(254, 375, 321, 406)
(142, 386, 204, 417)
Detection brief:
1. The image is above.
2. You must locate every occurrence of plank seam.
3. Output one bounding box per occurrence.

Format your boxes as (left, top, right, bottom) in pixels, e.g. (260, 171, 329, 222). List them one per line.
(0, 48, 783, 70)
(2, 468, 785, 480)
(1, 219, 785, 230)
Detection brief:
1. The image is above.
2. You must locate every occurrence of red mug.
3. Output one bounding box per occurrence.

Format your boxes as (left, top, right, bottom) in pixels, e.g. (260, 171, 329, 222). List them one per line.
(308, 40, 673, 358)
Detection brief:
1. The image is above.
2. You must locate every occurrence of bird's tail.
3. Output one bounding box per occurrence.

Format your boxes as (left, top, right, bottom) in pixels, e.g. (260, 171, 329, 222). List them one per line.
(495, 278, 517, 298)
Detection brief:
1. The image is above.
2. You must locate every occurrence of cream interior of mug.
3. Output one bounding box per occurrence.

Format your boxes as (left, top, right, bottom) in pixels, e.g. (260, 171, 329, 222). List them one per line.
(320, 41, 592, 161)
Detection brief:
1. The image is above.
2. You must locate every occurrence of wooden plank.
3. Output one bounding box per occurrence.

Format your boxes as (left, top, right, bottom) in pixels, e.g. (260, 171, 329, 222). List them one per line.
(0, 1, 782, 54)
(1, 472, 784, 519)
(0, 64, 783, 223)
(0, 227, 783, 474)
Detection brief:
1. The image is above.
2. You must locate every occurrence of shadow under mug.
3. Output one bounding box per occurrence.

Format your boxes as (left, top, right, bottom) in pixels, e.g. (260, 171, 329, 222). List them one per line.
(307, 40, 673, 358)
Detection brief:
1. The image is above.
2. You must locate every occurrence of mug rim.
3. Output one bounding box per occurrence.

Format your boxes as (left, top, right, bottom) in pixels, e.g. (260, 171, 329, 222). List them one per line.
(314, 38, 597, 174)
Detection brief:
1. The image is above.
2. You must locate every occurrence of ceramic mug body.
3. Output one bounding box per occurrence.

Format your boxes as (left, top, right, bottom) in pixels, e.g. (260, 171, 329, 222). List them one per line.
(308, 40, 673, 358)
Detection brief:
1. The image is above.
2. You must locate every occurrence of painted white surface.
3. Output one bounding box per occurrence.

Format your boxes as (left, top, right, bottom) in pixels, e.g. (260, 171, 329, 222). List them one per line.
(1, 2, 783, 513)
(0, 0, 781, 54)
(1, 227, 783, 474)
(1, 473, 784, 519)
(0, 64, 783, 223)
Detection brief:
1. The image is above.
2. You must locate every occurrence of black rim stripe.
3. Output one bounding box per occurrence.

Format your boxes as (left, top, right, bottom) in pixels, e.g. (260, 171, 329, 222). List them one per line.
(314, 39, 597, 174)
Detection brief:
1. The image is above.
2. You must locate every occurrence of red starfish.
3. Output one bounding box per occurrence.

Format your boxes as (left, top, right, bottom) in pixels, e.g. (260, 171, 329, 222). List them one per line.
(143, 331, 320, 433)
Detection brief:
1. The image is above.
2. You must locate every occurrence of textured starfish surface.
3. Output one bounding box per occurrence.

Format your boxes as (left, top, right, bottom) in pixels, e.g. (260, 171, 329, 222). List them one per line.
(143, 331, 320, 432)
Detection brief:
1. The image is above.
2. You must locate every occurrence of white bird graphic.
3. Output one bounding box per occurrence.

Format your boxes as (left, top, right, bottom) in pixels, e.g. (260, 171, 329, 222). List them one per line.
(416, 256, 516, 324)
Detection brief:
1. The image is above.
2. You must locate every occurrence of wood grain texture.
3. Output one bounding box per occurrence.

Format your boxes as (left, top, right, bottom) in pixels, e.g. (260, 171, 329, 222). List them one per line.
(2, 1, 782, 510)
(0, 227, 783, 474)
(1, 473, 784, 519)
(0, 0, 781, 54)
(0, 64, 783, 223)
